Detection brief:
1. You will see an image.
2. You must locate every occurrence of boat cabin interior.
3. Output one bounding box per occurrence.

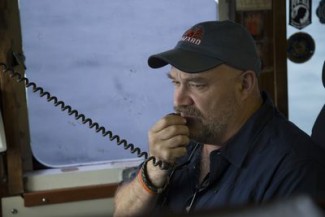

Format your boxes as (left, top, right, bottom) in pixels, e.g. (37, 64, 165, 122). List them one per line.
(0, 0, 325, 216)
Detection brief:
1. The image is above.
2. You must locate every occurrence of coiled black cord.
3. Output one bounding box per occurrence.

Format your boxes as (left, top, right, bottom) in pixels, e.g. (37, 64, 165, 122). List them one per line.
(0, 63, 169, 169)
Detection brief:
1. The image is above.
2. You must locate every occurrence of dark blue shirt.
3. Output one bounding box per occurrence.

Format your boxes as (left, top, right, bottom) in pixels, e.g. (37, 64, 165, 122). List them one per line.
(157, 92, 325, 214)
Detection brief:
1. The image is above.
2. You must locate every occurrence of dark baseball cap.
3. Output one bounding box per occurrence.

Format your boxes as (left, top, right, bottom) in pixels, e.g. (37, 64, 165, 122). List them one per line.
(148, 20, 261, 75)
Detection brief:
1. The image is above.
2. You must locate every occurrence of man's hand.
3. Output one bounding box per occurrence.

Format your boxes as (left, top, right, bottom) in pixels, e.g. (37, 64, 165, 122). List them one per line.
(149, 113, 190, 163)
(146, 113, 190, 187)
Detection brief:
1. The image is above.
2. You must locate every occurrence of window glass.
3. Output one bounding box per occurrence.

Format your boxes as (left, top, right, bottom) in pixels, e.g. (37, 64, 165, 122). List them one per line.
(19, 0, 217, 167)
(287, 0, 325, 135)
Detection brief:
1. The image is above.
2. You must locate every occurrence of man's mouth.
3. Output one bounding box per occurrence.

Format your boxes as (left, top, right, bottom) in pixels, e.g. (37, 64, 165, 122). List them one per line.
(174, 106, 203, 121)
(181, 115, 200, 126)
(180, 113, 194, 118)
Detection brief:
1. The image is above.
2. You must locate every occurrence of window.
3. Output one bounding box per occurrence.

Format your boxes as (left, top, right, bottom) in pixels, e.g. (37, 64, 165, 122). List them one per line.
(19, 0, 217, 167)
(287, 0, 325, 135)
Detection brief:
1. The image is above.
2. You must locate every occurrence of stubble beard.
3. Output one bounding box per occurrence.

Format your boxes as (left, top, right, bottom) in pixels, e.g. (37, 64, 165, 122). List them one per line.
(174, 98, 238, 144)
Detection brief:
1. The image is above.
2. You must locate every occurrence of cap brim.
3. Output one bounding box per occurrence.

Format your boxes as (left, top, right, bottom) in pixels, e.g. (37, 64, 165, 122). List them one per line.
(148, 48, 223, 73)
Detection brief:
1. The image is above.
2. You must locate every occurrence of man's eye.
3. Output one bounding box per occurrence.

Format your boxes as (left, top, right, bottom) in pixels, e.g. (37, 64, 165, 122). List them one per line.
(189, 83, 205, 89)
(172, 80, 180, 86)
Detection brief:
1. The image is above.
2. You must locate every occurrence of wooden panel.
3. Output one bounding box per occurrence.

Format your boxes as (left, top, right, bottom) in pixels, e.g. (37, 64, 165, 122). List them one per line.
(234, 0, 288, 117)
(272, 0, 288, 117)
(0, 0, 33, 198)
(24, 183, 119, 207)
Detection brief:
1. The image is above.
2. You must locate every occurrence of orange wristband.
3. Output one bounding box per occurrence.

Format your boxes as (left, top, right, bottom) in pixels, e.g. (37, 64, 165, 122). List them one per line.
(138, 159, 169, 195)
(137, 169, 157, 195)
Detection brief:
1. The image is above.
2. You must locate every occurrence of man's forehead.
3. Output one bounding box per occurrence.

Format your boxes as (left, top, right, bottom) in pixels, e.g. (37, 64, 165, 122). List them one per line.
(168, 66, 221, 80)
(167, 65, 243, 83)
(168, 67, 211, 79)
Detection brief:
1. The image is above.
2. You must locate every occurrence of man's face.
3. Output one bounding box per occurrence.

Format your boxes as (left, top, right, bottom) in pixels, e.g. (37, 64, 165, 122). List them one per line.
(169, 65, 243, 145)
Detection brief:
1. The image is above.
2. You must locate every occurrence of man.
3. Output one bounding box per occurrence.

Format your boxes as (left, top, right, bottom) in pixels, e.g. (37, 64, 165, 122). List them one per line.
(113, 20, 325, 217)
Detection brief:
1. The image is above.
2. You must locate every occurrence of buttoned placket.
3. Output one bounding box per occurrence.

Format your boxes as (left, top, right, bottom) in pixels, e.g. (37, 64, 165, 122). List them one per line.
(185, 151, 230, 213)
(185, 172, 210, 213)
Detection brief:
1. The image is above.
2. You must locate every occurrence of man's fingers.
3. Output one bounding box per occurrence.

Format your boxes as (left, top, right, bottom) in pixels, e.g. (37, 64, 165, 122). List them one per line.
(156, 125, 189, 140)
(150, 114, 186, 133)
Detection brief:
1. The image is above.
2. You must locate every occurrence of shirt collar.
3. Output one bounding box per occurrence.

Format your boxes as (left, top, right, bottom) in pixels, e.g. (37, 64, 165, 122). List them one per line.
(218, 91, 275, 168)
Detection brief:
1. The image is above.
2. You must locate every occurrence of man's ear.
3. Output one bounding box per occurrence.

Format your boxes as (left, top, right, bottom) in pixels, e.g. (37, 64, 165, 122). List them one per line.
(240, 70, 257, 96)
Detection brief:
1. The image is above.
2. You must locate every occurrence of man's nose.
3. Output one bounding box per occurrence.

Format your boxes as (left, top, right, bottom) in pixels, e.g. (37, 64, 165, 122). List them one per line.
(174, 86, 193, 107)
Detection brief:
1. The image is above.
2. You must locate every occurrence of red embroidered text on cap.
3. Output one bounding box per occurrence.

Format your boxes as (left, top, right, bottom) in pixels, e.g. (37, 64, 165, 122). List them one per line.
(181, 26, 204, 45)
